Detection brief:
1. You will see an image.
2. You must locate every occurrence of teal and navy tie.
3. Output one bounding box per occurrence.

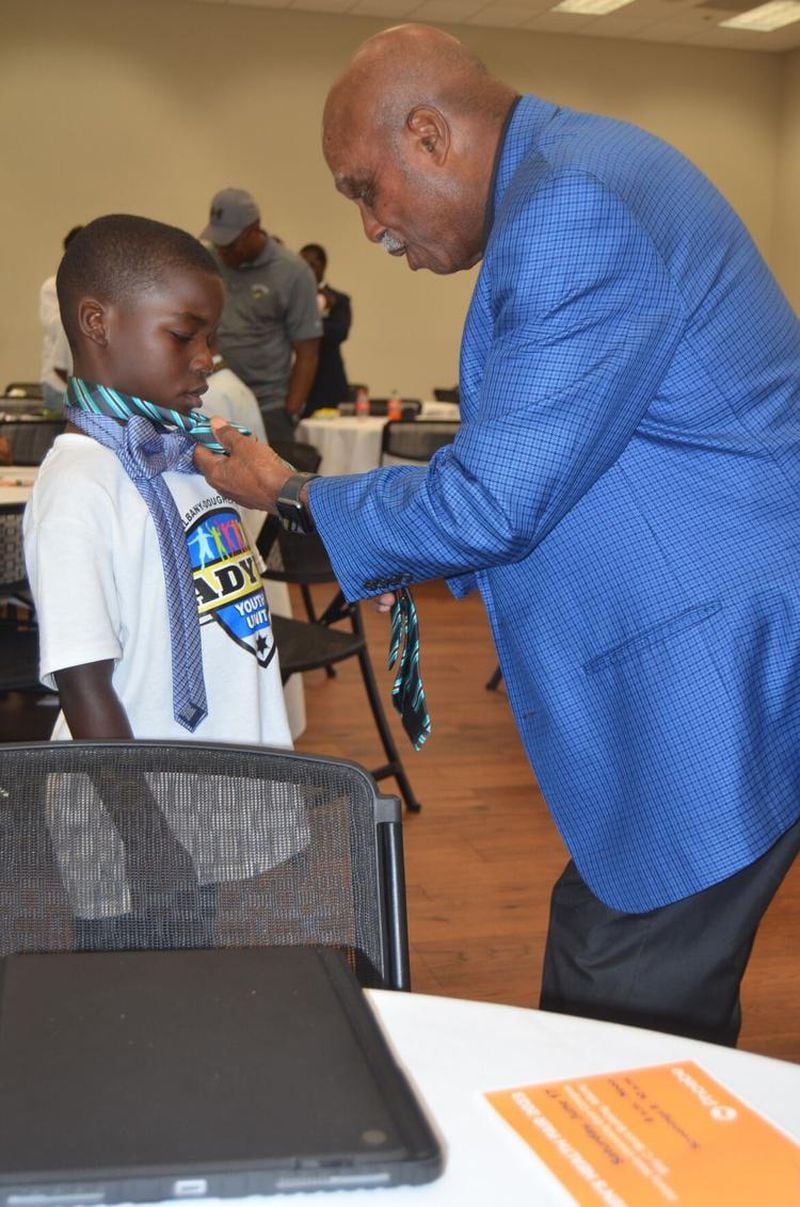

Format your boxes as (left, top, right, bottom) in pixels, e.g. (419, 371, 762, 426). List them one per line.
(388, 587, 431, 750)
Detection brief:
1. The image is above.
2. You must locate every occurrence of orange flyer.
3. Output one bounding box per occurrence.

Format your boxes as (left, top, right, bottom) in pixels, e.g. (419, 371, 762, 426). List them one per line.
(486, 1060, 800, 1206)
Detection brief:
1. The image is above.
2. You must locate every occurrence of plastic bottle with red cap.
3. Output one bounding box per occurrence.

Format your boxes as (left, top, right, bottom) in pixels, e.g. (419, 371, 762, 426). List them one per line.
(355, 386, 370, 420)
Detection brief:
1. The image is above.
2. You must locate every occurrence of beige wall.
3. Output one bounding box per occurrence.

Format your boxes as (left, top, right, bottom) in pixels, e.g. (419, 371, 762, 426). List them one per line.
(774, 51, 800, 312)
(0, 0, 790, 397)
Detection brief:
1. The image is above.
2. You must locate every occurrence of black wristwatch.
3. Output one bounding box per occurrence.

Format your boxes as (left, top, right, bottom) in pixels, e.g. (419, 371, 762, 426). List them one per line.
(276, 472, 319, 534)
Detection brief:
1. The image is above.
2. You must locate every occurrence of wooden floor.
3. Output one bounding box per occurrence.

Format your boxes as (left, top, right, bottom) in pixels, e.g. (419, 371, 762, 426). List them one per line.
(293, 579, 800, 1064)
(3, 578, 797, 1061)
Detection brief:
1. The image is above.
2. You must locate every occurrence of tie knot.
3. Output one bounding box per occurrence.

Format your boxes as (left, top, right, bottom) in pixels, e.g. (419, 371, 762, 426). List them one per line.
(121, 416, 194, 480)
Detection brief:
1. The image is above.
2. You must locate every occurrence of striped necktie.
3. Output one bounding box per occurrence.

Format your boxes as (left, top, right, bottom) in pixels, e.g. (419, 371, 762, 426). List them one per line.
(67, 377, 251, 448)
(388, 587, 431, 750)
(65, 378, 249, 732)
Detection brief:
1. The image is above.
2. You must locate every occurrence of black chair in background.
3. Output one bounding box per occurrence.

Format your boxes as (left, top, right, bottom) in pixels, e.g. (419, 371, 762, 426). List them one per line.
(485, 665, 504, 691)
(380, 418, 460, 466)
(265, 440, 327, 634)
(258, 518, 422, 815)
(0, 740, 411, 989)
(269, 439, 322, 475)
(0, 504, 41, 699)
(433, 386, 460, 405)
(3, 383, 44, 400)
(1, 418, 65, 465)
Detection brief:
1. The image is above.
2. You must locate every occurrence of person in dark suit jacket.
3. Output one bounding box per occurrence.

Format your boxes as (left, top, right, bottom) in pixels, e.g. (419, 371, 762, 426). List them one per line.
(300, 244, 352, 412)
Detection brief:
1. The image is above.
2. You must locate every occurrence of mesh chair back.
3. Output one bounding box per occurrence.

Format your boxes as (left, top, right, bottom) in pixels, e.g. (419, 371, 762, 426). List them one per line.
(0, 505, 26, 591)
(0, 741, 410, 989)
(1, 419, 65, 465)
(381, 418, 460, 465)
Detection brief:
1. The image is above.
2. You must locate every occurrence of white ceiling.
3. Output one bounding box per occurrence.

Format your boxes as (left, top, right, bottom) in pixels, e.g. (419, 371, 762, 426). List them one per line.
(193, 0, 800, 52)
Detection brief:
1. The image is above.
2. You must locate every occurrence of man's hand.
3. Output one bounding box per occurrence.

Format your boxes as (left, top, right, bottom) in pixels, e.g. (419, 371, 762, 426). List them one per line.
(194, 418, 293, 511)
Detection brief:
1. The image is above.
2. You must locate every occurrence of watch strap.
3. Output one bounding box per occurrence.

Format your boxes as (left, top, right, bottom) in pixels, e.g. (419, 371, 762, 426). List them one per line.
(276, 472, 319, 534)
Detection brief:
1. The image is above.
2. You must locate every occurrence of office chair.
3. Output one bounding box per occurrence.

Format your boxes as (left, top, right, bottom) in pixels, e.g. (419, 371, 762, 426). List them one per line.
(0, 740, 411, 990)
(380, 418, 460, 466)
(1, 418, 65, 465)
(258, 518, 422, 815)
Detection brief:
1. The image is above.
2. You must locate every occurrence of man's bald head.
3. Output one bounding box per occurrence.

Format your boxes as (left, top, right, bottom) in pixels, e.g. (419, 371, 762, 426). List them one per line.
(323, 26, 517, 274)
(324, 25, 509, 155)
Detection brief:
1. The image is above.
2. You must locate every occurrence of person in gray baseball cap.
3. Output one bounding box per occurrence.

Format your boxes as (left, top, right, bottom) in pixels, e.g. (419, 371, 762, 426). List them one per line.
(201, 188, 321, 443)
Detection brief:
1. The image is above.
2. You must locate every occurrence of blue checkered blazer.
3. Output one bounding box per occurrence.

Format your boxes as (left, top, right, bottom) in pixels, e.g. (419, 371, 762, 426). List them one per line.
(311, 95, 800, 912)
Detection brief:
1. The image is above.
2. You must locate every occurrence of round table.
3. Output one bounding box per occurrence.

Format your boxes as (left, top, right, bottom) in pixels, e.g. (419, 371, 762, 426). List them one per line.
(296, 415, 387, 476)
(139, 990, 800, 1205)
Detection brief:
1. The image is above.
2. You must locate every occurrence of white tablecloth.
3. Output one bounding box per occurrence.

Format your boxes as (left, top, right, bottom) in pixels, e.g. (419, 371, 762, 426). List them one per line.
(296, 415, 386, 476)
(297, 404, 461, 477)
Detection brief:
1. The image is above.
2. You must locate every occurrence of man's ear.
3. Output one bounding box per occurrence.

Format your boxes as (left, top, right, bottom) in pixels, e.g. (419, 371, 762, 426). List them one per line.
(77, 297, 110, 348)
(406, 106, 450, 166)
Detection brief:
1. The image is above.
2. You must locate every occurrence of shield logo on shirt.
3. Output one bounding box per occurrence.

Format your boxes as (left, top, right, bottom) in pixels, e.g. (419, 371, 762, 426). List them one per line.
(186, 507, 275, 668)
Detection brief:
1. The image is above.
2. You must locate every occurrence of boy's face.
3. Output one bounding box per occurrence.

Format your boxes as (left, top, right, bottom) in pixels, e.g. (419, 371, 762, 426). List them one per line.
(101, 266, 224, 414)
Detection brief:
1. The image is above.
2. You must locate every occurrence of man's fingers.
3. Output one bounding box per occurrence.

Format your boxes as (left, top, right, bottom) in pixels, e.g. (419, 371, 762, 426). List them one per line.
(208, 416, 247, 450)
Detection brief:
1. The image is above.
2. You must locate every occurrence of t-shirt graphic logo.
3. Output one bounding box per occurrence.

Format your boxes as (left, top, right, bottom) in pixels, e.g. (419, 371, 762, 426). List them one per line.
(187, 507, 275, 668)
(210, 205, 224, 223)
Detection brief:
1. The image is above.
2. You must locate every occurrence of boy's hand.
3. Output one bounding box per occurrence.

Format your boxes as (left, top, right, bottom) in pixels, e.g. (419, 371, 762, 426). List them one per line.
(194, 418, 292, 511)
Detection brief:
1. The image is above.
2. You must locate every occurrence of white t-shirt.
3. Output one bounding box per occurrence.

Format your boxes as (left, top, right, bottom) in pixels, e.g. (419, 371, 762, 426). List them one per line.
(38, 276, 72, 393)
(23, 433, 303, 915)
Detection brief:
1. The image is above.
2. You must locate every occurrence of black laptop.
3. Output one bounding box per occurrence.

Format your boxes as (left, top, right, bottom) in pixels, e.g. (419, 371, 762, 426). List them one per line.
(0, 946, 442, 1202)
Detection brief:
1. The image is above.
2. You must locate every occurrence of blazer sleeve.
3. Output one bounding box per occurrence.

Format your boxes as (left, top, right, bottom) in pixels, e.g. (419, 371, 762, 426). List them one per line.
(310, 172, 687, 601)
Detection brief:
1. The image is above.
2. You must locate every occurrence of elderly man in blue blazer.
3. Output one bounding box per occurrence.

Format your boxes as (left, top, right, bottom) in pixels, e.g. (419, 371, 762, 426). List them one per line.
(198, 24, 800, 1046)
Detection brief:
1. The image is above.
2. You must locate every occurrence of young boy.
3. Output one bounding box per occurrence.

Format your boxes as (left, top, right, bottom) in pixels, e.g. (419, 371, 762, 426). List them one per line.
(23, 214, 302, 948)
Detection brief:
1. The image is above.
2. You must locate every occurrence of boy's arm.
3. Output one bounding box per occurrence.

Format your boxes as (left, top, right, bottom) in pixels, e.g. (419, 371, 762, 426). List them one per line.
(54, 660, 134, 739)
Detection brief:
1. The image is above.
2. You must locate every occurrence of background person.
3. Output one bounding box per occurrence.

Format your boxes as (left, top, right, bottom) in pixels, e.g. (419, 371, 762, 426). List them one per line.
(201, 354, 268, 445)
(200, 188, 321, 443)
(39, 224, 83, 409)
(300, 243, 352, 412)
(197, 24, 800, 1048)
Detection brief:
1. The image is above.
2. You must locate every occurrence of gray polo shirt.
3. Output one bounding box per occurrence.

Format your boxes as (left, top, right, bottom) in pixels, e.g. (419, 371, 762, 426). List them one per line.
(213, 239, 322, 412)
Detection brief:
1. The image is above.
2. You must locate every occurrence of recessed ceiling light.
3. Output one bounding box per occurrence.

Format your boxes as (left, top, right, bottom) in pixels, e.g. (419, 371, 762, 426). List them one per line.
(720, 0, 800, 29)
(550, 0, 636, 13)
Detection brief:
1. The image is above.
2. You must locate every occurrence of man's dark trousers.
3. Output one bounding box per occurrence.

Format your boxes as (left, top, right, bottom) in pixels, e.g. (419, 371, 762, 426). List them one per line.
(540, 816, 800, 1046)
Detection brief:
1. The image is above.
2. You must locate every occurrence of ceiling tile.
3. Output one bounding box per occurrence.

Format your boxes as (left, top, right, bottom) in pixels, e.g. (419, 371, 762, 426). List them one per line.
(197, 0, 800, 51)
(522, 9, 595, 28)
(468, 3, 540, 24)
(411, 0, 490, 18)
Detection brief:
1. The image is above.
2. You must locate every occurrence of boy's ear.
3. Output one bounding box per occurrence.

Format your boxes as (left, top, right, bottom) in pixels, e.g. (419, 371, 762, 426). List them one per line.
(77, 297, 110, 347)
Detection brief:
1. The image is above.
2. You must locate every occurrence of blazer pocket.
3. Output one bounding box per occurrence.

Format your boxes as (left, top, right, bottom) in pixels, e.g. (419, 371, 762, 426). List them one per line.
(584, 601, 722, 676)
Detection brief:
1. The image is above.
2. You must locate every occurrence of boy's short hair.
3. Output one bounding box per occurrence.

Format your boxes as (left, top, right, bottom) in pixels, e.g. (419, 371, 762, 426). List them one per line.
(57, 214, 220, 349)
